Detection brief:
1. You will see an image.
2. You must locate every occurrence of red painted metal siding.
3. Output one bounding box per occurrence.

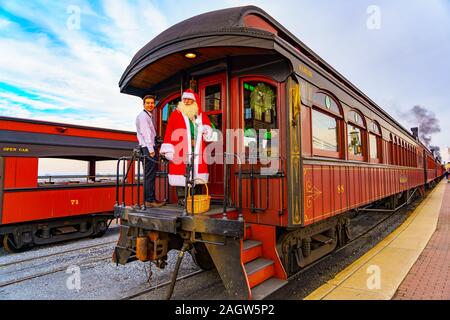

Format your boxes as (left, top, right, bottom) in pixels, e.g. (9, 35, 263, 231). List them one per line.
(303, 164, 425, 226)
(2, 186, 138, 225)
(4, 158, 38, 189)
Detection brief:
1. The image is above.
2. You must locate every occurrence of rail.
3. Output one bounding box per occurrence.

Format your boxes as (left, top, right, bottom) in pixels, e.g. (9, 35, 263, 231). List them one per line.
(38, 174, 121, 184)
(115, 149, 169, 208)
(222, 152, 244, 221)
(233, 156, 285, 214)
(114, 150, 285, 220)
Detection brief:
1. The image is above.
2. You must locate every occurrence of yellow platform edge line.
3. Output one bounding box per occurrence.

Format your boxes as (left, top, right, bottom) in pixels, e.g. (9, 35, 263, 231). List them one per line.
(305, 181, 447, 300)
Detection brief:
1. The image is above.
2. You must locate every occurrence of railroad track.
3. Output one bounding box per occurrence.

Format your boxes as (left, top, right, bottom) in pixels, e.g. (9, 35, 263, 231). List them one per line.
(0, 254, 113, 288)
(0, 240, 117, 269)
(120, 269, 205, 300)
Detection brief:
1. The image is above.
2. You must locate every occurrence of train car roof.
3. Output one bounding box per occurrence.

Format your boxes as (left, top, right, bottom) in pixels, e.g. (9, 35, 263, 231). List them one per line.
(120, 5, 380, 102)
(0, 116, 138, 159)
(0, 116, 136, 136)
(120, 5, 435, 151)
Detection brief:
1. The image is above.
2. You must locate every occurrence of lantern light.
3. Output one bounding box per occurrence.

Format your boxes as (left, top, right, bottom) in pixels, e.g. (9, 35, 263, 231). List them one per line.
(185, 52, 197, 59)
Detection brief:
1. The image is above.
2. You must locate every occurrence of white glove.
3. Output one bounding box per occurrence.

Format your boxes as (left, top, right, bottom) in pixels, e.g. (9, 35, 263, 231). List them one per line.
(163, 152, 174, 161)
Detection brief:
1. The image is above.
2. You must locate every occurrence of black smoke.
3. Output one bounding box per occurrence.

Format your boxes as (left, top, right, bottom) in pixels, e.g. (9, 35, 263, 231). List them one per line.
(430, 145, 441, 160)
(407, 106, 441, 147)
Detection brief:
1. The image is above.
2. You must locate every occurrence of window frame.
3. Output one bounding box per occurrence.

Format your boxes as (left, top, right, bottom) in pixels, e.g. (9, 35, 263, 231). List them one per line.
(199, 73, 227, 140)
(200, 73, 226, 118)
(311, 91, 343, 159)
(157, 92, 181, 136)
(347, 110, 366, 162)
(369, 121, 382, 164)
(239, 75, 281, 161)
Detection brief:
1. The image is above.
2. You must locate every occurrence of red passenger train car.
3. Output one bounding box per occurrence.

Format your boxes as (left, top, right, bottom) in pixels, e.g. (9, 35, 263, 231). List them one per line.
(113, 6, 444, 299)
(0, 116, 138, 252)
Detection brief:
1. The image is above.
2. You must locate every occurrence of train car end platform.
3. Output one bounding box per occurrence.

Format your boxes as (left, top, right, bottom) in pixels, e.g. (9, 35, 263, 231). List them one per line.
(305, 180, 448, 300)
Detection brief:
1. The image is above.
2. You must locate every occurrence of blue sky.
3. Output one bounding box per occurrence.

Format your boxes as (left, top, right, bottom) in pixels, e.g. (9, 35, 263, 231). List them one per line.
(0, 0, 449, 161)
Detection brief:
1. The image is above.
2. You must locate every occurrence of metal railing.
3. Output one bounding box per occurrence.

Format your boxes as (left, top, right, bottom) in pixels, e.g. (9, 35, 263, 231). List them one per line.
(38, 174, 119, 184)
(233, 156, 285, 214)
(115, 149, 286, 222)
(115, 149, 169, 208)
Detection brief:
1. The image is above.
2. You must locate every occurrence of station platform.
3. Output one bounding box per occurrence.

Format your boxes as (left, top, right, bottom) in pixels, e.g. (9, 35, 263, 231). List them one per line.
(305, 180, 448, 300)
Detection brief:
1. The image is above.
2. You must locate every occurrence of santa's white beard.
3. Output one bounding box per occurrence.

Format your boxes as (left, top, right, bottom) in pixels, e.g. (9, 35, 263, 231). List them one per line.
(178, 101, 199, 121)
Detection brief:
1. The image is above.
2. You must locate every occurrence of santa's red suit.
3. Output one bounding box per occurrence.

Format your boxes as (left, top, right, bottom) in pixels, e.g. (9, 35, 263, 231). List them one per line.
(160, 90, 213, 186)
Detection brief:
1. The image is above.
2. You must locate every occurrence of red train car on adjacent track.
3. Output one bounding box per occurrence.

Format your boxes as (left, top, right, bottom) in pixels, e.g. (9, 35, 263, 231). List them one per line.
(0, 116, 138, 252)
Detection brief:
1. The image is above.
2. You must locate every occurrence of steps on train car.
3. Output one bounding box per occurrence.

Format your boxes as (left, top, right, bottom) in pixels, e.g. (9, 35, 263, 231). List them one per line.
(242, 240, 262, 264)
(241, 223, 287, 300)
(251, 278, 288, 300)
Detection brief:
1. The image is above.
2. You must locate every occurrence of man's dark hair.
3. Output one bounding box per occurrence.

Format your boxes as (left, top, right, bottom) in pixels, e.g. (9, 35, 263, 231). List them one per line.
(143, 95, 156, 104)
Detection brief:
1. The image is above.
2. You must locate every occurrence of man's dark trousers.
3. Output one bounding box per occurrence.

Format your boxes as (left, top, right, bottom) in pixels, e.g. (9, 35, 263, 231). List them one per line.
(141, 147, 157, 202)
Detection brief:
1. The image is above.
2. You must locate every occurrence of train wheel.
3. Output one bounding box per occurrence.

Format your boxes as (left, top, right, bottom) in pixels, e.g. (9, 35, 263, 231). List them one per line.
(2, 234, 22, 253)
(191, 242, 215, 270)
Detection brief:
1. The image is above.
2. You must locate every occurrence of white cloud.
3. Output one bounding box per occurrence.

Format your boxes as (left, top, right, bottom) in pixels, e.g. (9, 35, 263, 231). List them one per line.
(0, 18, 11, 29)
(0, 0, 163, 130)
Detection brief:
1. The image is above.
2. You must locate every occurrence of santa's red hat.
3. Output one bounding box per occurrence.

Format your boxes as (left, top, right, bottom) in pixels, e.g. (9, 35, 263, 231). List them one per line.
(181, 89, 202, 112)
(181, 89, 196, 101)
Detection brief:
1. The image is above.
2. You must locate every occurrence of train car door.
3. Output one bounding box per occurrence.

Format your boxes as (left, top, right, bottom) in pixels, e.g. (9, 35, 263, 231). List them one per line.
(198, 73, 226, 200)
(228, 75, 285, 224)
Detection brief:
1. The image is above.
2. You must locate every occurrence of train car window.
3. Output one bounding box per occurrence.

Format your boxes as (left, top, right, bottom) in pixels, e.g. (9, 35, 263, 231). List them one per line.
(38, 158, 88, 185)
(394, 137, 399, 166)
(408, 145, 412, 167)
(243, 81, 278, 158)
(404, 142, 408, 166)
(370, 121, 381, 135)
(405, 144, 408, 167)
(399, 140, 403, 166)
(347, 110, 365, 160)
(348, 110, 365, 128)
(160, 96, 181, 136)
(369, 121, 381, 162)
(313, 92, 341, 116)
(388, 134, 393, 165)
(312, 110, 339, 153)
(204, 84, 221, 112)
(415, 148, 418, 167)
(369, 134, 378, 160)
(391, 137, 395, 165)
(347, 124, 364, 158)
(402, 141, 408, 167)
(95, 160, 118, 182)
(203, 83, 223, 134)
(312, 92, 342, 158)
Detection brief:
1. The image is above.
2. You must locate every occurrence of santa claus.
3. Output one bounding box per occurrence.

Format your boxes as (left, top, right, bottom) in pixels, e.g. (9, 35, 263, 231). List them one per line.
(160, 89, 213, 189)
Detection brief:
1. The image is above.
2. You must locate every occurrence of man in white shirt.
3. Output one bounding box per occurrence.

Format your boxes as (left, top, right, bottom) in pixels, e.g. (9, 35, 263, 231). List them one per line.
(136, 95, 165, 208)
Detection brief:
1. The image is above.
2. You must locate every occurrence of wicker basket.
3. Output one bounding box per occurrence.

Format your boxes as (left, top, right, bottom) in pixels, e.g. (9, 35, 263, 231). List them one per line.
(186, 179, 211, 214)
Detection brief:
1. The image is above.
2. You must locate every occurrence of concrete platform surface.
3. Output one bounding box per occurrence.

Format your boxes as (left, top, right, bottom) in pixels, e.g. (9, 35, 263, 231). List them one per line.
(305, 180, 447, 300)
